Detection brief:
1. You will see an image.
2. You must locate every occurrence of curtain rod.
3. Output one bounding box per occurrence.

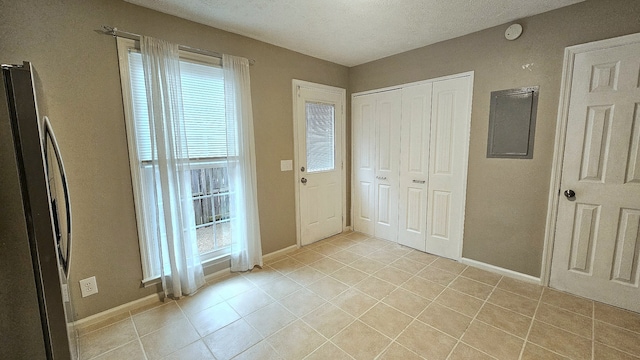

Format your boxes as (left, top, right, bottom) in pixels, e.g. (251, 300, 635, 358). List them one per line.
(98, 25, 256, 65)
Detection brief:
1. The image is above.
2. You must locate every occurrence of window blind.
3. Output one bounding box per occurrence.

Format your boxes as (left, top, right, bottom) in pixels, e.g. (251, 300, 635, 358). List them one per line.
(128, 51, 227, 162)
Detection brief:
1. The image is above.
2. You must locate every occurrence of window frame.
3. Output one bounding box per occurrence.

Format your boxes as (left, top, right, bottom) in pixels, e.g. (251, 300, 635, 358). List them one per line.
(116, 38, 229, 284)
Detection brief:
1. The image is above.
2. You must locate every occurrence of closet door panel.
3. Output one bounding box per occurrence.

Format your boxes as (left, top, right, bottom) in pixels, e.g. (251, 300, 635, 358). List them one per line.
(352, 95, 376, 235)
(398, 84, 432, 251)
(426, 77, 471, 259)
(374, 90, 402, 241)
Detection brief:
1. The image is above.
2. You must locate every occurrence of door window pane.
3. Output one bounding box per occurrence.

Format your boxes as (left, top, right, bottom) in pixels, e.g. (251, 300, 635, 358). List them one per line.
(306, 102, 335, 172)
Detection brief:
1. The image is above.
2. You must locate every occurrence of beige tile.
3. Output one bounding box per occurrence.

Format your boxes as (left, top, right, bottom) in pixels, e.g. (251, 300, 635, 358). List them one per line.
(487, 288, 538, 317)
(345, 232, 370, 241)
(188, 301, 240, 337)
(378, 342, 423, 360)
(77, 318, 138, 360)
(528, 320, 591, 360)
(313, 243, 343, 256)
(209, 275, 256, 300)
(461, 320, 524, 360)
(286, 266, 326, 286)
(595, 320, 640, 355)
(390, 257, 428, 273)
(382, 287, 430, 317)
(309, 276, 350, 300)
(267, 320, 326, 360)
(329, 265, 369, 286)
(333, 320, 391, 360)
(448, 276, 494, 300)
(366, 248, 403, 263)
(258, 276, 302, 300)
(434, 288, 483, 317)
(594, 302, 640, 333)
(329, 249, 363, 264)
(232, 341, 283, 360)
(302, 303, 355, 338)
(363, 237, 394, 249)
(226, 287, 274, 316)
(244, 302, 296, 337)
(521, 342, 569, 360)
(290, 249, 325, 264)
(354, 276, 397, 300)
(305, 342, 352, 360)
(401, 277, 446, 300)
(416, 266, 458, 286)
(269, 257, 305, 274)
(541, 288, 593, 317)
(418, 302, 472, 338)
(373, 266, 413, 285)
(163, 340, 215, 360)
(594, 341, 640, 360)
(91, 340, 146, 360)
(132, 301, 186, 336)
(396, 321, 457, 360)
(331, 288, 378, 317)
(329, 236, 359, 248)
(349, 257, 386, 274)
(360, 303, 413, 338)
(430, 257, 467, 274)
(176, 285, 224, 316)
(535, 302, 592, 339)
(403, 250, 439, 265)
(476, 303, 532, 338)
(202, 319, 262, 360)
(496, 277, 542, 300)
(461, 266, 502, 286)
(448, 342, 495, 360)
(384, 244, 413, 258)
(308, 257, 345, 274)
(278, 288, 326, 317)
(241, 265, 283, 286)
(140, 318, 200, 360)
(349, 243, 379, 256)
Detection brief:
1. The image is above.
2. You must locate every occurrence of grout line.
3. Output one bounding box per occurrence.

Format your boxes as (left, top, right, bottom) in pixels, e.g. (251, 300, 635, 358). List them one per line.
(517, 279, 543, 360)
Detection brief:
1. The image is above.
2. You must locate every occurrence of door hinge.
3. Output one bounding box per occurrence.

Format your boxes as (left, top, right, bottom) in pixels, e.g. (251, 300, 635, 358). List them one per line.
(297, 85, 301, 97)
(342, 105, 344, 115)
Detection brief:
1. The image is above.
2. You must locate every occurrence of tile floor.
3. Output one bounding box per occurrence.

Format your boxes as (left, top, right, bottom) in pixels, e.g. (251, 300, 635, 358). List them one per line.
(77, 232, 640, 360)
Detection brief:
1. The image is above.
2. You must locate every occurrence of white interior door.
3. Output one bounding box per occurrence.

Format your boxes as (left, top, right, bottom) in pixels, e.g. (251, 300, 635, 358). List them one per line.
(550, 40, 640, 312)
(295, 82, 345, 246)
(425, 77, 472, 259)
(374, 90, 402, 242)
(352, 94, 376, 236)
(398, 83, 433, 251)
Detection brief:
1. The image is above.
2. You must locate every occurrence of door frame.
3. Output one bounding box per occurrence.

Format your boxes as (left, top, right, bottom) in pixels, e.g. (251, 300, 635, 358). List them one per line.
(292, 79, 347, 248)
(541, 32, 640, 286)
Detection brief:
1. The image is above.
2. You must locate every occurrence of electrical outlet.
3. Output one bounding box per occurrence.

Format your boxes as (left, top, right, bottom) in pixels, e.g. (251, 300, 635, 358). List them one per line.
(79, 276, 98, 298)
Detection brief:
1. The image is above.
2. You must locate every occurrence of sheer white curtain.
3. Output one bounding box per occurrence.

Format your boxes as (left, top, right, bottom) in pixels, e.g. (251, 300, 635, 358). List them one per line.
(223, 54, 263, 271)
(140, 36, 205, 298)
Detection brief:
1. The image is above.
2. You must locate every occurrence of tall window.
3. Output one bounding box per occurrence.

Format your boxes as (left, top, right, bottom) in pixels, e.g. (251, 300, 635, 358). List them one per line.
(117, 38, 231, 281)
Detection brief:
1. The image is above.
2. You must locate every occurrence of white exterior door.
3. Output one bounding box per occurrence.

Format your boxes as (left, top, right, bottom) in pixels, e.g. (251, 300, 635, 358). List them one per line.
(398, 83, 433, 251)
(550, 39, 640, 313)
(374, 90, 402, 241)
(425, 77, 472, 259)
(295, 82, 345, 246)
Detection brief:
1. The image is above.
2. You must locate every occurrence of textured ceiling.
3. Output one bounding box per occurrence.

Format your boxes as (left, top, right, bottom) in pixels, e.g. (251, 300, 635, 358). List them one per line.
(124, 0, 583, 67)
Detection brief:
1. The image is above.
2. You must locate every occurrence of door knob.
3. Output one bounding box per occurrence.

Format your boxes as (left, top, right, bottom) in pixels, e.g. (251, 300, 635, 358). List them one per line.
(301, 177, 307, 184)
(564, 189, 575, 199)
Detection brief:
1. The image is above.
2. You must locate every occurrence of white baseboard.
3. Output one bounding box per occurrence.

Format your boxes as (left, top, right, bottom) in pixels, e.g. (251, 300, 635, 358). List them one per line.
(263, 244, 298, 262)
(460, 257, 542, 285)
(74, 292, 162, 331)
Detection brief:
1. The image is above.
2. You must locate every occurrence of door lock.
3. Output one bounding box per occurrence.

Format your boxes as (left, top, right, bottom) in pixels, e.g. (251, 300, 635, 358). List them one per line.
(300, 166, 305, 172)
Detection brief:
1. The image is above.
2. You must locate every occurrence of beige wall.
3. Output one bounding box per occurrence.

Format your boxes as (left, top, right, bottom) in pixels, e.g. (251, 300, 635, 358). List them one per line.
(350, 0, 640, 276)
(0, 0, 348, 318)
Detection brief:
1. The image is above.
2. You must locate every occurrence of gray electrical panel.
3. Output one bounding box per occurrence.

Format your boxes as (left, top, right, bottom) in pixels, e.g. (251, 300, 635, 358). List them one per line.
(487, 86, 539, 159)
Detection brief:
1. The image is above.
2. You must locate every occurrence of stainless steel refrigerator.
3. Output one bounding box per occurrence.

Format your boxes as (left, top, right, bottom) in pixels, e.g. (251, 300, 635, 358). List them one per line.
(0, 62, 77, 359)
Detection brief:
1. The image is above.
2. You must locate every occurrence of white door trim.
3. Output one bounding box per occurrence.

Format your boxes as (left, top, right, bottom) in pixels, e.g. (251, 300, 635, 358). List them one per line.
(351, 71, 474, 98)
(541, 32, 640, 286)
(292, 79, 347, 248)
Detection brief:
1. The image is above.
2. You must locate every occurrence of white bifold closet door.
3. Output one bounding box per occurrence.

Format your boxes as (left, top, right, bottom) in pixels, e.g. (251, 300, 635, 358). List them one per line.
(352, 74, 472, 259)
(352, 90, 401, 242)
